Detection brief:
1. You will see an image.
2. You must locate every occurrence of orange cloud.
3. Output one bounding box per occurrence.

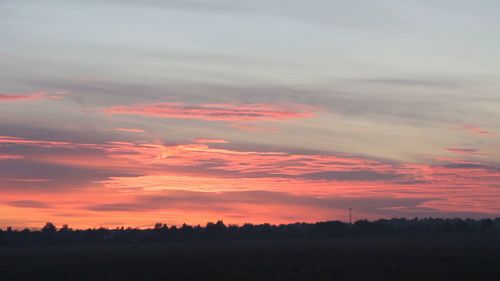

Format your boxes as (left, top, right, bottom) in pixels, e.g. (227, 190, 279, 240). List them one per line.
(106, 103, 316, 122)
(1, 135, 499, 228)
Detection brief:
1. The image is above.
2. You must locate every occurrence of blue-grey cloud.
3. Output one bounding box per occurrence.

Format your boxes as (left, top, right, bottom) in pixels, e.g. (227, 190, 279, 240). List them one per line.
(86, 189, 431, 217)
(0, 159, 137, 191)
(6, 200, 50, 209)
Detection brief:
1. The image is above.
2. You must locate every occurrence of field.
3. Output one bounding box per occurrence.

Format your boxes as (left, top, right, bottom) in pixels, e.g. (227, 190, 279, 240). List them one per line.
(1, 235, 499, 281)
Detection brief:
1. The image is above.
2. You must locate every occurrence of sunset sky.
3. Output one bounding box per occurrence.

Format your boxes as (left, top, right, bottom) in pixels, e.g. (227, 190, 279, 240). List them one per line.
(1, 0, 499, 229)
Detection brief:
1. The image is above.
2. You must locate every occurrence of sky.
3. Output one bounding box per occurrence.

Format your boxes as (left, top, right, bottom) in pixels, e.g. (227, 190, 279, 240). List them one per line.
(0, 0, 499, 229)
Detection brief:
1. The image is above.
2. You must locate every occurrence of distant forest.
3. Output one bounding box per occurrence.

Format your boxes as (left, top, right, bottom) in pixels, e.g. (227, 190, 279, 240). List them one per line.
(1, 218, 499, 246)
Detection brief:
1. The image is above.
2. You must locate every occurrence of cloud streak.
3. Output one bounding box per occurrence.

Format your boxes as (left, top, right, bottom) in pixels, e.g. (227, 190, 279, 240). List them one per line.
(106, 103, 316, 123)
(455, 124, 493, 135)
(112, 128, 146, 133)
(0, 92, 46, 102)
(445, 147, 485, 156)
(6, 200, 50, 209)
(0, 91, 66, 102)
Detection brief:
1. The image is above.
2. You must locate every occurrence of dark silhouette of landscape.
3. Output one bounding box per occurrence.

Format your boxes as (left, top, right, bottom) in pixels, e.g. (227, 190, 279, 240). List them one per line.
(2, 218, 499, 246)
(2, 218, 499, 280)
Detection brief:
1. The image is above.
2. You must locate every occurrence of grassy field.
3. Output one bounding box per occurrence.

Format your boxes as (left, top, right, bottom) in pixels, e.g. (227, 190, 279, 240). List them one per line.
(1, 235, 499, 281)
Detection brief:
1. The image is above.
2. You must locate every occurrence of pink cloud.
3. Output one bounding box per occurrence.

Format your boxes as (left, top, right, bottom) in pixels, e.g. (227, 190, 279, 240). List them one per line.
(101, 139, 410, 185)
(106, 103, 316, 123)
(0, 91, 46, 102)
(193, 138, 228, 144)
(1, 135, 499, 228)
(0, 91, 65, 102)
(0, 154, 24, 160)
(101, 140, 500, 214)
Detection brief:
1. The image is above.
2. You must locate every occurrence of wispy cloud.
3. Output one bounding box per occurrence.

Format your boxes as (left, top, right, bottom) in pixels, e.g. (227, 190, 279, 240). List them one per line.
(454, 124, 493, 135)
(103, 140, 400, 180)
(112, 128, 146, 133)
(106, 103, 316, 123)
(6, 200, 50, 209)
(0, 154, 24, 160)
(193, 138, 228, 144)
(445, 147, 485, 156)
(0, 91, 46, 102)
(0, 136, 72, 148)
(0, 91, 67, 102)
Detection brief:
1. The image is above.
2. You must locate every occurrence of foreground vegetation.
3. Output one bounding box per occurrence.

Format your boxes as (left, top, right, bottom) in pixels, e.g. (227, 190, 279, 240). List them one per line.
(2, 218, 499, 280)
(1, 235, 499, 281)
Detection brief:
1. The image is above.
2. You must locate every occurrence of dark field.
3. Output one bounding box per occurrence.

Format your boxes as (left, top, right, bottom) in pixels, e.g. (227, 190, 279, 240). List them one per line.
(2, 235, 499, 281)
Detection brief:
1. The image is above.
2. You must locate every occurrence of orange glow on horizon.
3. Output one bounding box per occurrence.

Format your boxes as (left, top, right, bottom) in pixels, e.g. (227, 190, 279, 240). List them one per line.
(1, 135, 499, 229)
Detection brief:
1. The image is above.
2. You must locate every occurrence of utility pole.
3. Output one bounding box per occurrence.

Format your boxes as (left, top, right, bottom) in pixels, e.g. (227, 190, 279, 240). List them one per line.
(348, 208, 352, 225)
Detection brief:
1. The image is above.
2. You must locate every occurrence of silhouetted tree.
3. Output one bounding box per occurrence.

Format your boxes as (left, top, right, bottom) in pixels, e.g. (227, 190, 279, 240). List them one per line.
(59, 224, 70, 232)
(42, 222, 57, 233)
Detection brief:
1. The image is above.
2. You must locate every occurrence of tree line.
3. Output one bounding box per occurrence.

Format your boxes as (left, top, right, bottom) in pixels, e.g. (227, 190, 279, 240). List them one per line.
(1, 217, 498, 246)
